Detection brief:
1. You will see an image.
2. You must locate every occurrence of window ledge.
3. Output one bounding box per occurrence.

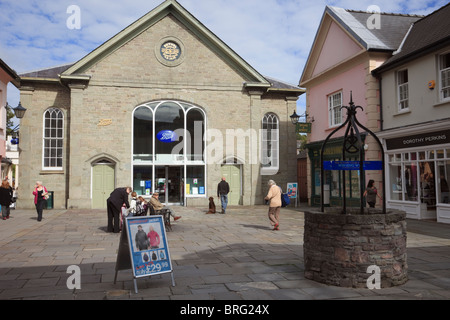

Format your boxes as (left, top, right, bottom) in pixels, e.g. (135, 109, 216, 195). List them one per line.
(325, 125, 342, 132)
(433, 100, 450, 108)
(40, 170, 64, 175)
(393, 109, 411, 117)
(260, 167, 279, 176)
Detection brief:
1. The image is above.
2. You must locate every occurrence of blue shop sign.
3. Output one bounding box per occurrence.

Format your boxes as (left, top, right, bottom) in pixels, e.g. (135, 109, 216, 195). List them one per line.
(324, 161, 382, 171)
(157, 130, 178, 143)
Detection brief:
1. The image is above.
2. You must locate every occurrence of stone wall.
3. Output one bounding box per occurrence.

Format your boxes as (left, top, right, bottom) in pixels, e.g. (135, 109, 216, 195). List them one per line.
(303, 208, 408, 288)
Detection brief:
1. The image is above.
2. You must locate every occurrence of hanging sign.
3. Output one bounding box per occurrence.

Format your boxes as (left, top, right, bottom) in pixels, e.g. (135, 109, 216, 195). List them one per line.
(296, 123, 312, 133)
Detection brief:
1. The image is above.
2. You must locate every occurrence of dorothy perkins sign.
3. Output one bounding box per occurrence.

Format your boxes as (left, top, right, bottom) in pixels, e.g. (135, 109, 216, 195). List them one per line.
(386, 129, 450, 150)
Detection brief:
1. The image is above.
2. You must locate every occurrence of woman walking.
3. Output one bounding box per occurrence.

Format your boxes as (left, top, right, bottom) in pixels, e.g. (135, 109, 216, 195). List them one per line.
(0, 179, 13, 220)
(363, 179, 382, 208)
(32, 181, 48, 221)
(264, 180, 282, 230)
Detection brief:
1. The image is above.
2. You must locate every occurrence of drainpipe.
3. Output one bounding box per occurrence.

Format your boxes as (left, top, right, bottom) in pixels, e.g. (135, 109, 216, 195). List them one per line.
(379, 75, 383, 131)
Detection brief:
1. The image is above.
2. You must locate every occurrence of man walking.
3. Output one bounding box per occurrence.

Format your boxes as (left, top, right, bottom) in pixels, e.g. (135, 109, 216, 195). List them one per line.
(217, 177, 230, 214)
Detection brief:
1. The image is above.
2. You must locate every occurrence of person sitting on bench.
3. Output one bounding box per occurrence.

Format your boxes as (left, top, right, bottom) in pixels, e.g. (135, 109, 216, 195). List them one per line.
(149, 192, 181, 221)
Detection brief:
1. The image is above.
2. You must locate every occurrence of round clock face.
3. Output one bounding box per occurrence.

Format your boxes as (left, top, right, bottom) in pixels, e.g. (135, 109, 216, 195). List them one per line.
(160, 41, 181, 61)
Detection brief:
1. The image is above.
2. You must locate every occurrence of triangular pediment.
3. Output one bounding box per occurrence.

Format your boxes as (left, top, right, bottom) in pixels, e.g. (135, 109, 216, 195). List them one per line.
(61, 0, 269, 86)
(300, 9, 365, 86)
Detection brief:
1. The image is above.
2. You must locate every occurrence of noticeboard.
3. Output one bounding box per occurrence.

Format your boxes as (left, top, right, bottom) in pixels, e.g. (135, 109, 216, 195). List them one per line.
(125, 216, 173, 279)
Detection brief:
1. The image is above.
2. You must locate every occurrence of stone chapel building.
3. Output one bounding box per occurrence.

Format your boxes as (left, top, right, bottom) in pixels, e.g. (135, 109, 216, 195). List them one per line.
(17, 0, 303, 209)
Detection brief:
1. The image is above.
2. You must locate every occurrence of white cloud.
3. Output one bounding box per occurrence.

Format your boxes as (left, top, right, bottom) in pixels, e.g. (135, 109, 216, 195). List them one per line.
(1, 0, 446, 115)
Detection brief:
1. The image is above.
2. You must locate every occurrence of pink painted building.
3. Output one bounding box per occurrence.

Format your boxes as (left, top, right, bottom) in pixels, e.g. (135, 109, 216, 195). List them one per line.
(299, 6, 421, 207)
(0, 58, 20, 179)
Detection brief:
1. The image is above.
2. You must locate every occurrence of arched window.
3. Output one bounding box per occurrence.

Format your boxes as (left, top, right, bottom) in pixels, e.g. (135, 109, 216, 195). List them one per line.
(133, 106, 153, 162)
(43, 108, 64, 170)
(261, 113, 279, 175)
(132, 101, 207, 203)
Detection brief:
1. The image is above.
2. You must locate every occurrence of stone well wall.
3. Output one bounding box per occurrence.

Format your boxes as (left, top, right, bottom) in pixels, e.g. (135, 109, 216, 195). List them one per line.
(303, 208, 408, 288)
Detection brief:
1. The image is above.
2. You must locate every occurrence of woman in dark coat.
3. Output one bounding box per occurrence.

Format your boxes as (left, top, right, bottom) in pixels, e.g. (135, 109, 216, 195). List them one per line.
(0, 180, 14, 220)
(106, 187, 131, 233)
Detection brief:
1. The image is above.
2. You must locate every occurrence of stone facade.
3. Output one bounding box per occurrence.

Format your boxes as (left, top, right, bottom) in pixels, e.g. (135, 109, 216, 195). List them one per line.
(17, 1, 303, 210)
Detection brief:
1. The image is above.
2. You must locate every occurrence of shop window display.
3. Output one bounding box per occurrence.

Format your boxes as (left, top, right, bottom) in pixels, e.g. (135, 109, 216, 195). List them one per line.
(387, 150, 450, 208)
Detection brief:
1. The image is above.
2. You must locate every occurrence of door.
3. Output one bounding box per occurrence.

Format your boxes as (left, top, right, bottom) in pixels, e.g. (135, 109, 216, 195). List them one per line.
(221, 165, 241, 205)
(155, 166, 183, 205)
(297, 158, 308, 202)
(92, 164, 115, 209)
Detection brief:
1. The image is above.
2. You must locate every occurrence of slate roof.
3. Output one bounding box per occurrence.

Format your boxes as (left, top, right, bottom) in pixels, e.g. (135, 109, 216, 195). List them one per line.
(20, 63, 74, 79)
(326, 6, 423, 52)
(264, 76, 304, 91)
(373, 3, 450, 73)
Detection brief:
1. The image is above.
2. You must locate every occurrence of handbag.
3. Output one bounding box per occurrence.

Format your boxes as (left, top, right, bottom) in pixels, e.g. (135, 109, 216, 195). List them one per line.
(42, 187, 49, 200)
(279, 187, 290, 207)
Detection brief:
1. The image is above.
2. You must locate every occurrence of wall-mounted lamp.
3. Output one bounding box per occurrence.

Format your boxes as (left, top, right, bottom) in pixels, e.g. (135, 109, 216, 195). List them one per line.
(6, 102, 27, 119)
(290, 110, 314, 124)
(290, 111, 301, 125)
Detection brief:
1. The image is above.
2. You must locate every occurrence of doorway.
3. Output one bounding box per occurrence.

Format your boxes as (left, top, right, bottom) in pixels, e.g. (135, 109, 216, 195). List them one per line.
(221, 165, 241, 205)
(155, 166, 184, 205)
(92, 163, 115, 209)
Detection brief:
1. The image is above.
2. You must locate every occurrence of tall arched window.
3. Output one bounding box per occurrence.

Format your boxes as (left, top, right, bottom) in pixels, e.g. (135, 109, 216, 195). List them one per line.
(43, 108, 64, 170)
(261, 113, 279, 175)
(132, 101, 206, 204)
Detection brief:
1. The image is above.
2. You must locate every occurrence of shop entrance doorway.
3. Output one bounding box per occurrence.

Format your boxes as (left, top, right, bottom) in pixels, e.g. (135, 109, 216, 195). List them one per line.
(155, 166, 184, 205)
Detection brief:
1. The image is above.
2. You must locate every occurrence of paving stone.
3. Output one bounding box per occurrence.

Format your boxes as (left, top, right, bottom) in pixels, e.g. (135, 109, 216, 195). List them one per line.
(0, 206, 449, 301)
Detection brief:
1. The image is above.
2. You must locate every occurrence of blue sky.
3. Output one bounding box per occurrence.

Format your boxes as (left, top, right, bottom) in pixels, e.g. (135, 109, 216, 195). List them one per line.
(1, 0, 448, 119)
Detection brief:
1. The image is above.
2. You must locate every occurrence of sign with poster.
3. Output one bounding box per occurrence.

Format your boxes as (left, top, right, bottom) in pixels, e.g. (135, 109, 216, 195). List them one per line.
(126, 216, 173, 278)
(115, 216, 175, 293)
(287, 182, 298, 207)
(287, 182, 298, 199)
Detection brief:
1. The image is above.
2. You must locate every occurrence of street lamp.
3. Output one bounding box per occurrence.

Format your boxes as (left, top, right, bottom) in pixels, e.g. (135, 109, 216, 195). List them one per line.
(12, 102, 27, 119)
(290, 110, 300, 125)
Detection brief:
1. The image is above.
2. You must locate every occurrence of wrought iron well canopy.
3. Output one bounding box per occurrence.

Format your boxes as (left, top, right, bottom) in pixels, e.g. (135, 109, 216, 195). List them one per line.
(320, 92, 386, 214)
